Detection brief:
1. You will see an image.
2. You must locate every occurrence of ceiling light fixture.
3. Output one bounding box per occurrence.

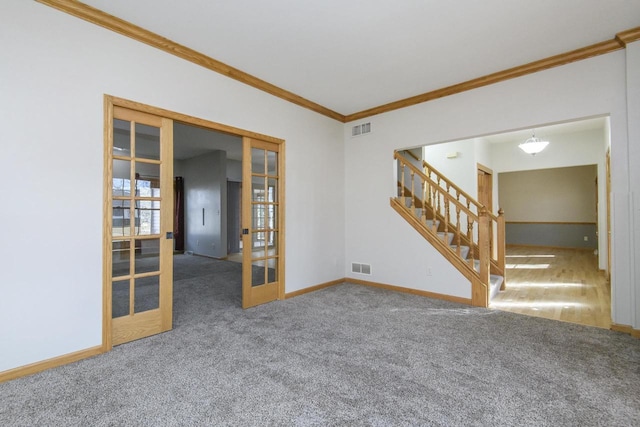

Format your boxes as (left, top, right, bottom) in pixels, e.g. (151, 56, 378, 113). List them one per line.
(518, 130, 549, 155)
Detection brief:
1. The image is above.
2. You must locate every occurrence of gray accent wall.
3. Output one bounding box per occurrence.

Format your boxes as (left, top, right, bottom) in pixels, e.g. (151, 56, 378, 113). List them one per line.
(506, 223, 597, 249)
(499, 165, 598, 249)
(226, 181, 242, 254)
(182, 151, 228, 258)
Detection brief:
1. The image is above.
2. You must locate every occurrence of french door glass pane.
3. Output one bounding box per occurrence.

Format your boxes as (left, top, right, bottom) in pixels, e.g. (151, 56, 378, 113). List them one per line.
(135, 123, 160, 160)
(112, 280, 130, 318)
(134, 276, 159, 313)
(252, 204, 266, 231)
(112, 240, 130, 277)
(135, 239, 160, 274)
(270, 231, 278, 251)
(267, 151, 277, 176)
(252, 180, 264, 202)
(113, 119, 131, 155)
(135, 200, 161, 236)
(251, 259, 266, 287)
(135, 163, 160, 196)
(267, 257, 277, 284)
(268, 179, 277, 202)
(252, 230, 266, 248)
(252, 148, 265, 173)
(113, 160, 131, 197)
(112, 200, 131, 237)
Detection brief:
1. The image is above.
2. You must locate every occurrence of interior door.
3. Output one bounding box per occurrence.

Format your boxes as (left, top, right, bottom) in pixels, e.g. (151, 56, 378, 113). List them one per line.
(242, 137, 283, 308)
(477, 165, 493, 210)
(477, 164, 494, 255)
(108, 106, 173, 345)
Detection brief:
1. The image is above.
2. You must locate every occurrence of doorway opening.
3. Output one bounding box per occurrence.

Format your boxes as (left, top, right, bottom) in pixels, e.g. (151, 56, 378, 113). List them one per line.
(394, 115, 611, 328)
(104, 96, 285, 350)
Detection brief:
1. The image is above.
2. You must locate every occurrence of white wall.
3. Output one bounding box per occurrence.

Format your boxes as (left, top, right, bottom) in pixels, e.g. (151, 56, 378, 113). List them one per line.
(474, 138, 492, 171)
(422, 136, 498, 213)
(625, 41, 640, 331)
(345, 49, 635, 328)
(423, 139, 477, 199)
(490, 128, 605, 173)
(347, 132, 470, 297)
(0, 1, 345, 372)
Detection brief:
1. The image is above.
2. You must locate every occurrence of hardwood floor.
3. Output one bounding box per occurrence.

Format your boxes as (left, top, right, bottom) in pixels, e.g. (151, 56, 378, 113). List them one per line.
(490, 246, 611, 329)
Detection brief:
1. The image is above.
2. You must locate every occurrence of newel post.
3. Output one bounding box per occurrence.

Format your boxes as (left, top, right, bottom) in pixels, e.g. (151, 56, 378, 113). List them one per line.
(473, 207, 490, 307)
(497, 208, 506, 290)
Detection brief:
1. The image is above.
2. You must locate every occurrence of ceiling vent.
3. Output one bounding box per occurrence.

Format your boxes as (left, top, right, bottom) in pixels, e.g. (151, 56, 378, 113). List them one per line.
(351, 122, 372, 137)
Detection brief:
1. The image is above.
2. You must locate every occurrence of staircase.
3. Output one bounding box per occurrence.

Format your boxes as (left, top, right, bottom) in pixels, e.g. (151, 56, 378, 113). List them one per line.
(391, 151, 506, 307)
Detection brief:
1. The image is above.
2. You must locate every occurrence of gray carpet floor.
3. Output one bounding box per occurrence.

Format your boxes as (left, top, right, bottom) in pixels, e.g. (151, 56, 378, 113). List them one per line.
(2, 255, 640, 426)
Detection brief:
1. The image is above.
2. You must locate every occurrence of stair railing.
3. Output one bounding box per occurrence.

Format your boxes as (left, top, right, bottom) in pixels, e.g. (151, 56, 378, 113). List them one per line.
(393, 151, 506, 306)
(421, 156, 505, 280)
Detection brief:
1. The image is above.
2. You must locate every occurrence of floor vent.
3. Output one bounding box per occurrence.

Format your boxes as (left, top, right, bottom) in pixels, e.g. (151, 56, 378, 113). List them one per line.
(351, 122, 372, 137)
(351, 262, 372, 275)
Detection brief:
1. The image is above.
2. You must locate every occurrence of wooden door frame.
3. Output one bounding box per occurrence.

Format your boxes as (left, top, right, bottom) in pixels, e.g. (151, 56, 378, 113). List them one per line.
(477, 163, 493, 210)
(606, 148, 611, 283)
(103, 95, 285, 351)
(226, 181, 243, 254)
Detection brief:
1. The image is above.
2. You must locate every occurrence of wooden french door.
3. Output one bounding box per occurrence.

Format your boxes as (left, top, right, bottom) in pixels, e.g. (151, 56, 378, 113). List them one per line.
(107, 106, 173, 345)
(242, 137, 284, 308)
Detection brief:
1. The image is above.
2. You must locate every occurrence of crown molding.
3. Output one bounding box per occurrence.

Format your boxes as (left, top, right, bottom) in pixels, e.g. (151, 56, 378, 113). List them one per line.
(35, 0, 345, 122)
(34, 2, 638, 124)
(615, 27, 640, 46)
(344, 38, 626, 122)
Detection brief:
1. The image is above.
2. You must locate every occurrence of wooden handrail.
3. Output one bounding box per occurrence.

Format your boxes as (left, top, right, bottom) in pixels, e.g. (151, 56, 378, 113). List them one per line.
(422, 159, 482, 211)
(402, 149, 421, 162)
(395, 151, 479, 221)
(394, 151, 507, 307)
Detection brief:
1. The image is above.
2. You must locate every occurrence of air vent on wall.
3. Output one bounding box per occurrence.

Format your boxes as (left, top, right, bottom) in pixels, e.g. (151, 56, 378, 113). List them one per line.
(351, 262, 372, 275)
(351, 122, 372, 137)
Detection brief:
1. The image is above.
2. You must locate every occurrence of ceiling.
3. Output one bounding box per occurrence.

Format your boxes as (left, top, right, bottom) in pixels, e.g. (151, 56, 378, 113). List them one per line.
(174, 122, 242, 161)
(79, 1, 640, 116)
(482, 116, 607, 145)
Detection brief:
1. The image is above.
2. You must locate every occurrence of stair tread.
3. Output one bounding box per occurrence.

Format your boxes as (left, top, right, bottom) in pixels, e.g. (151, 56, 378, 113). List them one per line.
(489, 274, 504, 300)
(395, 195, 504, 302)
(450, 244, 470, 259)
(438, 232, 454, 245)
